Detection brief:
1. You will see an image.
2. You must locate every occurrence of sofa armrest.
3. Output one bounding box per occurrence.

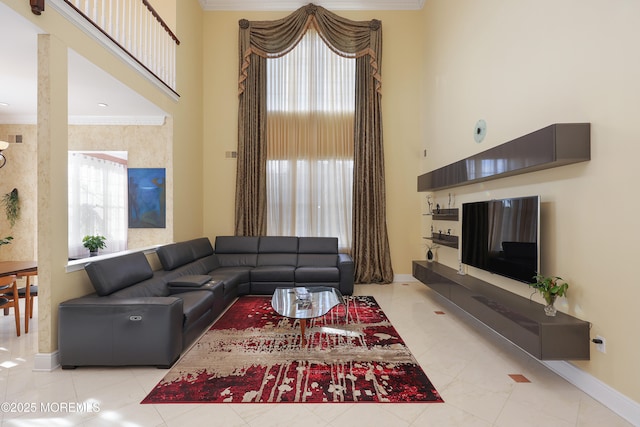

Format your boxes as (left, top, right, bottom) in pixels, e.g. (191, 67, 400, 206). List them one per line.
(168, 274, 211, 289)
(58, 296, 183, 368)
(338, 253, 354, 295)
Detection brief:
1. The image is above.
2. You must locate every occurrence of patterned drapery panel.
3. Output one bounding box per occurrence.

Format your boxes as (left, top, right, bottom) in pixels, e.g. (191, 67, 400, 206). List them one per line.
(236, 4, 393, 283)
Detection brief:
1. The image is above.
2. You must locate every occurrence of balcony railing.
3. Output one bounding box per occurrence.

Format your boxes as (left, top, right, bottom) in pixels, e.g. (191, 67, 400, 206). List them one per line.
(53, 0, 179, 94)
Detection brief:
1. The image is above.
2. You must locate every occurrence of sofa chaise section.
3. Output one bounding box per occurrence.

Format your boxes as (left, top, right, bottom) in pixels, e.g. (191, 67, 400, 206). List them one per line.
(59, 251, 215, 368)
(58, 295, 183, 368)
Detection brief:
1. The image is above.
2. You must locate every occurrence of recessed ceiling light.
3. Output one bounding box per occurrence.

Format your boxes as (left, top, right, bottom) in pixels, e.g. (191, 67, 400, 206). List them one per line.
(0, 102, 9, 107)
(97, 103, 109, 108)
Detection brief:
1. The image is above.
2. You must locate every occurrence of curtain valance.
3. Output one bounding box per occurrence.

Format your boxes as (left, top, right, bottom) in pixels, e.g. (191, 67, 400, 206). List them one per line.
(238, 4, 381, 96)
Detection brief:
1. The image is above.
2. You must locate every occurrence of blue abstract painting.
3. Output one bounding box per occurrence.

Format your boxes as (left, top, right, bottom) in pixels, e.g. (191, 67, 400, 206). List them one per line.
(128, 168, 166, 228)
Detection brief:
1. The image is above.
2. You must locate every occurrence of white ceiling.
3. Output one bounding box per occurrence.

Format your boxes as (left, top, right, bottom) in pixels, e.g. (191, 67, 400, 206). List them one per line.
(0, 2, 167, 126)
(0, 0, 423, 127)
(199, 0, 425, 11)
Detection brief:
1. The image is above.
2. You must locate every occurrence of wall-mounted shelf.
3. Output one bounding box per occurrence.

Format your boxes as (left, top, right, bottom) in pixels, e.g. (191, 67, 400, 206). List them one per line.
(412, 261, 590, 360)
(424, 233, 458, 249)
(417, 123, 591, 191)
(432, 208, 458, 221)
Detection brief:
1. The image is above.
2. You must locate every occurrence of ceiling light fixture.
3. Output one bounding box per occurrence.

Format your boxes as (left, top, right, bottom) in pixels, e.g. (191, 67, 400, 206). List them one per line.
(97, 103, 109, 108)
(0, 140, 9, 168)
(0, 103, 9, 107)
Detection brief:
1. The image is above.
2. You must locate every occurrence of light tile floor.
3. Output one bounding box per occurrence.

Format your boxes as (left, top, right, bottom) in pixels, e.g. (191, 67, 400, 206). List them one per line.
(0, 282, 634, 426)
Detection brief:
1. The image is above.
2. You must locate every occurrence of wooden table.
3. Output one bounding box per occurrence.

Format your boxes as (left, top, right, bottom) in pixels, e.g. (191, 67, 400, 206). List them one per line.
(0, 261, 37, 333)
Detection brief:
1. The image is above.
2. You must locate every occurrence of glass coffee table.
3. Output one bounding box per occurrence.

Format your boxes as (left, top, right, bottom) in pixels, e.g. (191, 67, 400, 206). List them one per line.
(271, 287, 345, 345)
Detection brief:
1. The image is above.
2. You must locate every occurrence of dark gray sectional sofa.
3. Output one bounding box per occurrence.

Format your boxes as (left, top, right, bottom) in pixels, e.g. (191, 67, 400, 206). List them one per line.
(58, 236, 354, 369)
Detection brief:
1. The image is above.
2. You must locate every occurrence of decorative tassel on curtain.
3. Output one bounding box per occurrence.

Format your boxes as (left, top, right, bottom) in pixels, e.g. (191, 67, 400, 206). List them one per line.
(236, 3, 393, 284)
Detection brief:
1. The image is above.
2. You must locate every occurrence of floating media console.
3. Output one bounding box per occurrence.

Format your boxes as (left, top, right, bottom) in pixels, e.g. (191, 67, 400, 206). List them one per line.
(414, 123, 591, 359)
(413, 261, 590, 360)
(418, 123, 591, 191)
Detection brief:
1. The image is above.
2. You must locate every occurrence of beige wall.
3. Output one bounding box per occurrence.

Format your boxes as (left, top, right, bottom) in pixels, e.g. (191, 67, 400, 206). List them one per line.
(421, 0, 640, 403)
(171, 0, 204, 243)
(0, 122, 173, 259)
(201, 9, 425, 274)
(1, 0, 204, 354)
(0, 124, 37, 261)
(68, 122, 174, 250)
(147, 0, 176, 32)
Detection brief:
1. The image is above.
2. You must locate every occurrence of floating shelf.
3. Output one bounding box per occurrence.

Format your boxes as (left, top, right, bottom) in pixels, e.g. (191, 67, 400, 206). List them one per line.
(432, 208, 458, 221)
(418, 123, 591, 191)
(424, 232, 458, 249)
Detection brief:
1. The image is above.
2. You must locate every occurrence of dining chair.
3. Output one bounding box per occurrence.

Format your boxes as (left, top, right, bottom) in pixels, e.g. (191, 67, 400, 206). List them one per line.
(0, 275, 20, 336)
(16, 270, 37, 333)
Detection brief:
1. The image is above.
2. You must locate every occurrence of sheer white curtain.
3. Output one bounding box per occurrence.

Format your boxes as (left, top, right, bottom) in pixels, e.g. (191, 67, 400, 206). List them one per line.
(266, 28, 355, 251)
(68, 152, 128, 258)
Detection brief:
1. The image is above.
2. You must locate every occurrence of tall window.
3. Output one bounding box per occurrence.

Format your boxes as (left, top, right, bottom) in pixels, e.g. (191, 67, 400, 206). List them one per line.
(68, 151, 128, 259)
(266, 28, 355, 250)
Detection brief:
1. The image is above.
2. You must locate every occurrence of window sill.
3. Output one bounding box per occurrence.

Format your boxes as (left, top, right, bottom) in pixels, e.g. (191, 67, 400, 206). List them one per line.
(65, 245, 162, 273)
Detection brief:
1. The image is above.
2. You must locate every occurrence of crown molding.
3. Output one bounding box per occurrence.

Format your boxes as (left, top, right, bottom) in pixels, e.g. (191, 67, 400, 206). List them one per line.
(69, 116, 167, 126)
(0, 115, 38, 125)
(0, 115, 166, 126)
(199, 0, 425, 11)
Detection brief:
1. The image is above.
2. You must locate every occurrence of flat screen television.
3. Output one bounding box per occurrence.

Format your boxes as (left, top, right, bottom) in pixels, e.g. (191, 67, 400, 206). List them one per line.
(461, 196, 540, 284)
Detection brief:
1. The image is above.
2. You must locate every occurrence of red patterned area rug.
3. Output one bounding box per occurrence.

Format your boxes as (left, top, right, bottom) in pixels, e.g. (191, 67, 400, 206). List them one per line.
(141, 295, 443, 404)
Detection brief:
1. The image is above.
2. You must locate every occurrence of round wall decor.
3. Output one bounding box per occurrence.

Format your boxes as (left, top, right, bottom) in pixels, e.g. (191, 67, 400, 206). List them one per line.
(474, 119, 487, 143)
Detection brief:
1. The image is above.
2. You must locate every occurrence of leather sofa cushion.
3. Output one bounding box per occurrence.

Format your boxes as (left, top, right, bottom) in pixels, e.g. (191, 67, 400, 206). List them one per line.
(197, 255, 220, 272)
(156, 240, 194, 271)
(190, 237, 214, 259)
(208, 267, 252, 292)
(215, 236, 259, 267)
(297, 237, 339, 267)
(157, 238, 215, 271)
(168, 275, 212, 287)
(215, 236, 260, 253)
(85, 252, 154, 296)
(258, 236, 298, 253)
(298, 237, 338, 254)
(217, 253, 258, 267)
(177, 291, 215, 328)
(257, 236, 298, 266)
(109, 276, 170, 298)
(295, 266, 340, 282)
(251, 265, 296, 282)
(258, 253, 298, 266)
(298, 254, 338, 267)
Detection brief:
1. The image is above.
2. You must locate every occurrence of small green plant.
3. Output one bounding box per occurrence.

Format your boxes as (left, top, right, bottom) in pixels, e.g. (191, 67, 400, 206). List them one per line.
(82, 235, 107, 253)
(2, 188, 20, 228)
(0, 236, 13, 246)
(528, 274, 569, 305)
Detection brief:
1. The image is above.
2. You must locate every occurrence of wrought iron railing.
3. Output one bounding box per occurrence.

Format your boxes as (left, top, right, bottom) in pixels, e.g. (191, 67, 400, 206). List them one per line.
(58, 0, 179, 93)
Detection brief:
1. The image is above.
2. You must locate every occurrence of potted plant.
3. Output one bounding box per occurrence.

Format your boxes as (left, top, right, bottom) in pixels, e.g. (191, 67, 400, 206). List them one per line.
(2, 188, 20, 228)
(528, 274, 569, 317)
(82, 235, 107, 256)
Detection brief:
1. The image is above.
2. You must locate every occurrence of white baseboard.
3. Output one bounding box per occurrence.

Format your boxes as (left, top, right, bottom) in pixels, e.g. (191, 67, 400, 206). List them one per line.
(542, 360, 640, 425)
(33, 352, 60, 372)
